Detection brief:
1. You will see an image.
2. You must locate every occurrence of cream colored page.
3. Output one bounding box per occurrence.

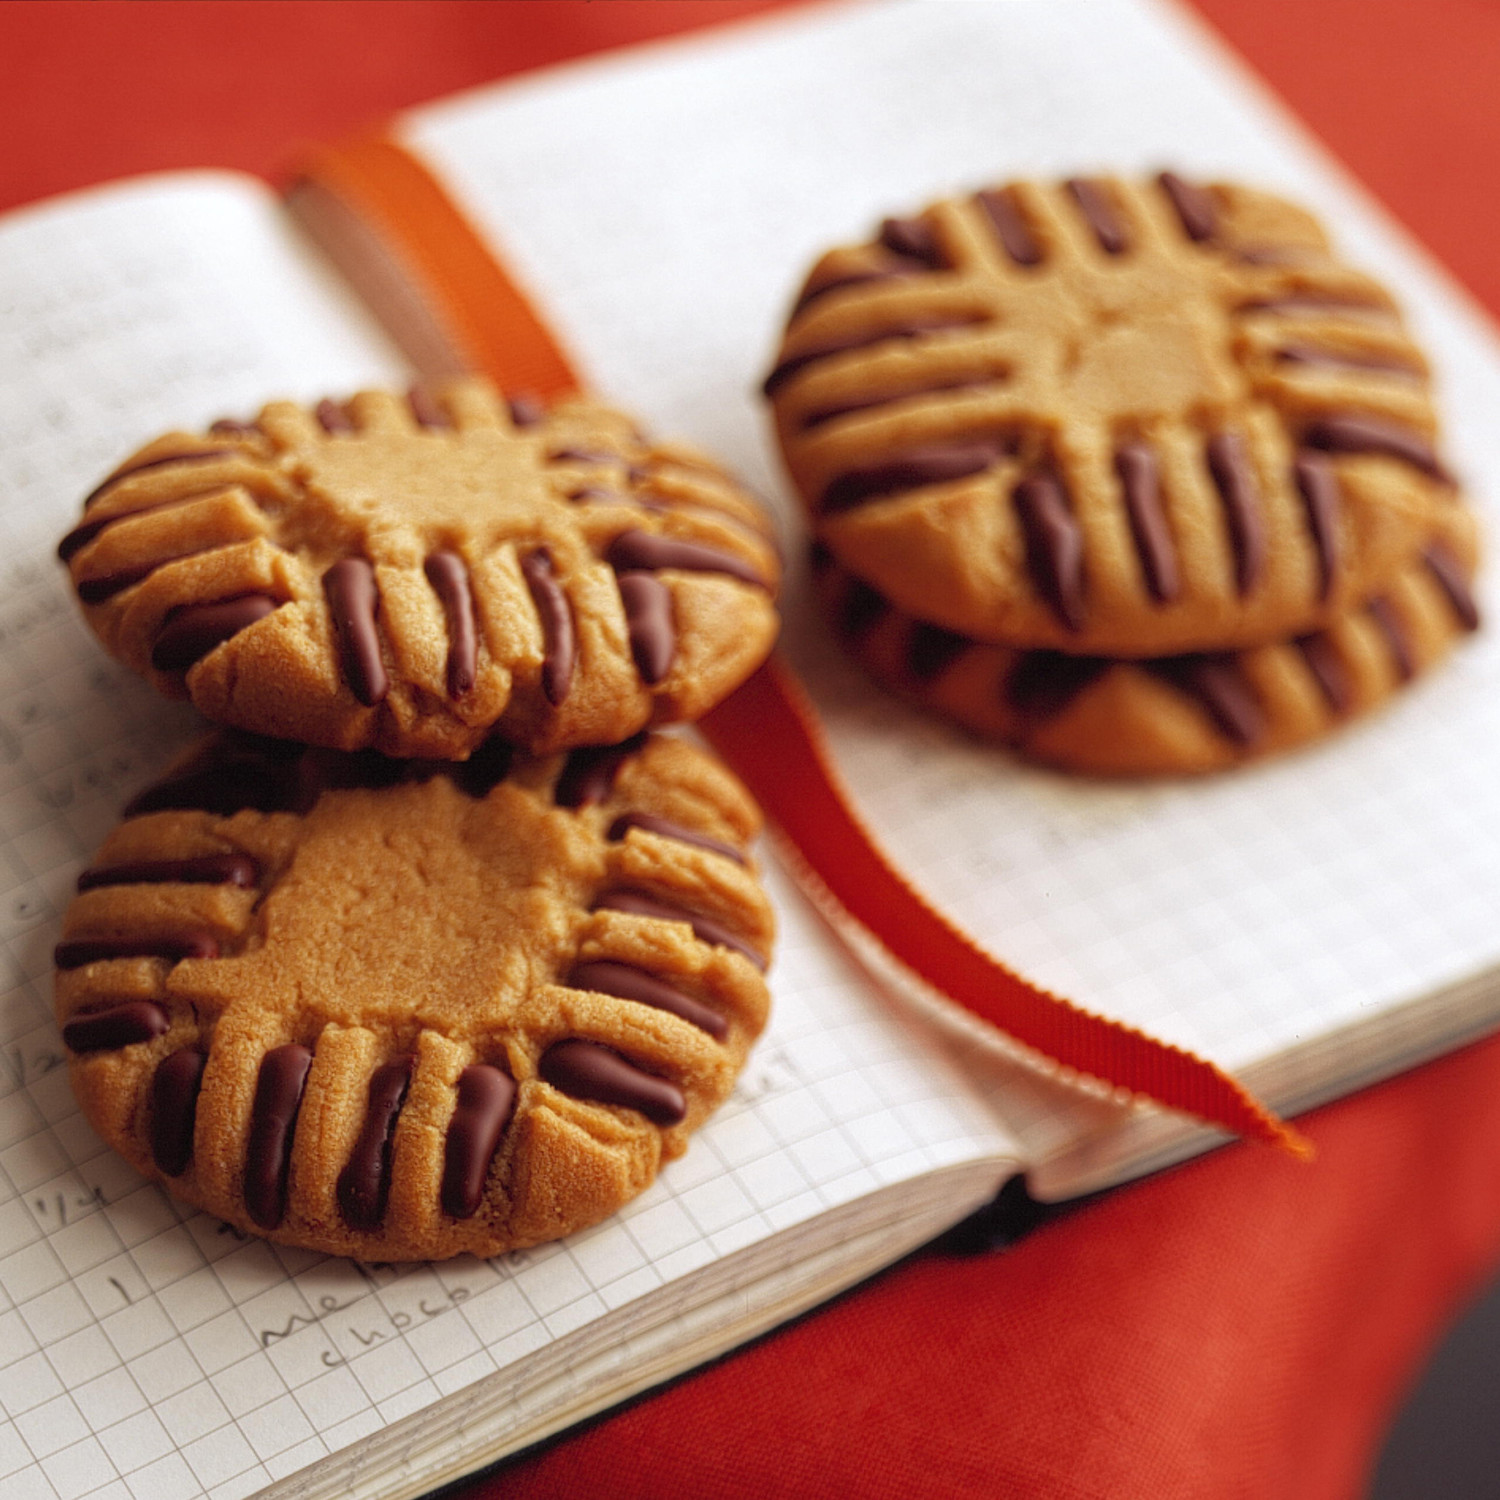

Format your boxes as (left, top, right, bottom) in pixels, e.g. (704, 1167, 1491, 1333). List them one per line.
(404, 0, 1500, 1074)
(0, 173, 1013, 1500)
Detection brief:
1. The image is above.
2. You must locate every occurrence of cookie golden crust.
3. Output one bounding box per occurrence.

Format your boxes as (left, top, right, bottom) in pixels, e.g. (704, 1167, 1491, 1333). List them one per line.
(56, 731, 773, 1261)
(769, 173, 1477, 656)
(60, 381, 781, 758)
(812, 544, 1480, 776)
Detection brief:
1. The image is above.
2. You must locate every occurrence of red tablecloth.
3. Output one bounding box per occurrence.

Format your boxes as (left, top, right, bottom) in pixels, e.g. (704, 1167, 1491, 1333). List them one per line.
(4, 4, 1500, 1496)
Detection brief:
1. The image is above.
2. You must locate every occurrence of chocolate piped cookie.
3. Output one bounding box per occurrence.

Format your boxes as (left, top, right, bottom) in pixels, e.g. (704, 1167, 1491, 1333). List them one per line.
(60, 380, 780, 758)
(768, 173, 1477, 656)
(812, 543, 1480, 776)
(56, 729, 773, 1260)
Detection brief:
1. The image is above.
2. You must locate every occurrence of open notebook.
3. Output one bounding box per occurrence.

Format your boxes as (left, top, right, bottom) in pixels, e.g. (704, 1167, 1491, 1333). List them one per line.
(4, 2, 1500, 1497)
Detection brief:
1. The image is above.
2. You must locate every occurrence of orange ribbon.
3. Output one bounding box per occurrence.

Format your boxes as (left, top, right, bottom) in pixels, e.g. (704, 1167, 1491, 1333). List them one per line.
(293, 131, 1308, 1155)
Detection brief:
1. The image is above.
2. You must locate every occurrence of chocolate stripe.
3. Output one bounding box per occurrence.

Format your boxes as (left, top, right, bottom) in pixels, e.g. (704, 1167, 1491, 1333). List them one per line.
(605, 530, 766, 589)
(316, 399, 355, 434)
(519, 548, 576, 707)
(801, 376, 1002, 432)
(618, 573, 675, 684)
(791, 266, 910, 316)
(539, 1039, 686, 1126)
(1013, 473, 1086, 631)
(79, 854, 259, 892)
(150, 1047, 207, 1177)
(55, 934, 220, 970)
(976, 187, 1042, 266)
(1290, 451, 1341, 602)
(1423, 543, 1481, 632)
(1205, 432, 1266, 595)
(1295, 632, 1353, 715)
(1241, 294, 1396, 321)
(593, 888, 766, 970)
(423, 551, 479, 698)
(441, 1065, 517, 1219)
(822, 438, 1007, 514)
(608, 812, 747, 865)
(507, 393, 545, 428)
(1157, 172, 1217, 242)
(83, 449, 236, 509)
(150, 594, 278, 673)
(61, 496, 202, 564)
(878, 215, 945, 267)
(906, 621, 970, 683)
(407, 387, 452, 429)
(245, 1044, 312, 1230)
(323, 558, 388, 706)
(1114, 443, 1180, 603)
(554, 736, 647, 810)
(1301, 413, 1447, 479)
(337, 1057, 414, 1231)
(1004, 651, 1110, 722)
(209, 419, 259, 438)
(1276, 344, 1421, 379)
(838, 577, 888, 640)
(62, 1000, 169, 1053)
(1066, 178, 1128, 255)
(764, 314, 984, 397)
(1149, 655, 1264, 745)
(1367, 597, 1415, 681)
(568, 961, 729, 1040)
(78, 547, 222, 605)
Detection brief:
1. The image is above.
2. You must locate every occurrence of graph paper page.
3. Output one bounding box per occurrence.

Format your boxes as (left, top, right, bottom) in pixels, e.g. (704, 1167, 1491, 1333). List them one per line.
(409, 0, 1500, 1076)
(0, 173, 1012, 1500)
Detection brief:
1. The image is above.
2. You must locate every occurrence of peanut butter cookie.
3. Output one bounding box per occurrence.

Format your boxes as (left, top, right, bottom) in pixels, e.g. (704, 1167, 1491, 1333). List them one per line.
(60, 380, 780, 758)
(55, 730, 773, 1260)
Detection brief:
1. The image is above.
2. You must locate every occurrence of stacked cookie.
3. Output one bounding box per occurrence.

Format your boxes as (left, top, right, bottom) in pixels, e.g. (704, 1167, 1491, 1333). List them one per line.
(767, 173, 1482, 774)
(53, 380, 780, 1259)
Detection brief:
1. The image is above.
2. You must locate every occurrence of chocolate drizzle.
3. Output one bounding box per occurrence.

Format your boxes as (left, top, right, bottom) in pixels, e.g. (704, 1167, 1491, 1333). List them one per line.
(1295, 632, 1353, 715)
(1292, 452, 1341, 601)
(539, 1039, 686, 1126)
(1004, 651, 1109, 722)
(507, 394, 545, 428)
(323, 558, 388, 706)
(554, 735, 646, 810)
(1204, 432, 1266, 595)
(1423, 543, 1480, 632)
(607, 812, 746, 865)
(1148, 655, 1264, 745)
(976, 187, 1042, 266)
(1367, 597, 1415, 681)
(791, 266, 910, 316)
(55, 934, 220, 970)
(423, 551, 479, 698)
(1276, 344, 1421, 379)
(245, 1044, 313, 1230)
(568, 961, 729, 1040)
(822, 438, 1007, 514)
(763, 314, 985, 397)
(1065, 178, 1128, 255)
(441, 1065, 517, 1219)
(1114, 442, 1180, 603)
(150, 1048, 207, 1177)
(78, 547, 216, 605)
(593, 888, 766, 970)
(407, 387, 452, 429)
(61, 1000, 170, 1053)
(1157, 172, 1217, 242)
(1301, 413, 1447, 480)
(519, 548, 576, 707)
(151, 595, 279, 673)
(605, 530, 766, 588)
(878, 215, 945, 268)
(1013, 473, 1086, 631)
(316, 400, 355, 434)
(337, 1057, 414, 1231)
(78, 853, 260, 892)
(617, 573, 676, 684)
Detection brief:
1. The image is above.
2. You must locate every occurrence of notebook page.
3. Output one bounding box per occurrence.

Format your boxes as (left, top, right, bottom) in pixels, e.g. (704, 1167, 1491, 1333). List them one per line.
(0, 173, 1014, 1500)
(404, 0, 1500, 1078)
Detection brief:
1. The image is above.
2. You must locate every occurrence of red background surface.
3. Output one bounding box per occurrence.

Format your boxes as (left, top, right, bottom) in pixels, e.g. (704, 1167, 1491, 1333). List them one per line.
(4, 3, 1500, 1496)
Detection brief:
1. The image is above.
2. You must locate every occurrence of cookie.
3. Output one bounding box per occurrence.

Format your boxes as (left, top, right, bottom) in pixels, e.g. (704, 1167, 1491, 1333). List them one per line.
(55, 729, 773, 1260)
(60, 380, 781, 758)
(812, 541, 1480, 775)
(768, 173, 1477, 656)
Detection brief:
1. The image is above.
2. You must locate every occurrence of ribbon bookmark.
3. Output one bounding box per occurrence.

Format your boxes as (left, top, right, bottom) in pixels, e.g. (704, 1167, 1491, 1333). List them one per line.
(293, 132, 1309, 1156)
